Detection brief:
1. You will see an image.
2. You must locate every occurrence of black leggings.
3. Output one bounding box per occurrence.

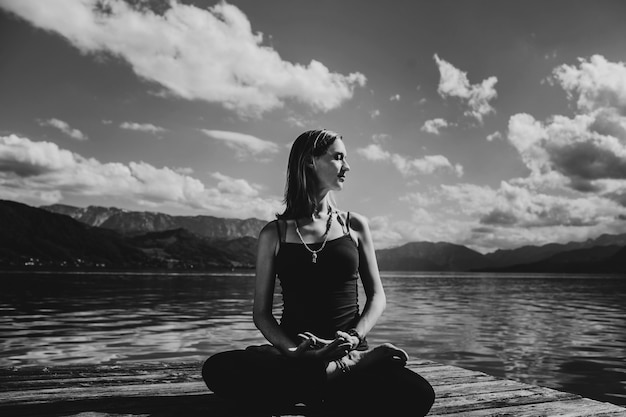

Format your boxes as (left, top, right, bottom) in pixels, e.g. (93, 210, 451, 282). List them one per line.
(202, 348, 435, 416)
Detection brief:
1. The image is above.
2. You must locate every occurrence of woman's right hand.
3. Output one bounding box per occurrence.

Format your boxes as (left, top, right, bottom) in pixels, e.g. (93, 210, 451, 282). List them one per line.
(286, 332, 351, 360)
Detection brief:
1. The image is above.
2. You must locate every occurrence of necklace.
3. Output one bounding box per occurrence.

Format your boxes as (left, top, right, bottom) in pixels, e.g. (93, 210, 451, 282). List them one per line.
(295, 206, 333, 264)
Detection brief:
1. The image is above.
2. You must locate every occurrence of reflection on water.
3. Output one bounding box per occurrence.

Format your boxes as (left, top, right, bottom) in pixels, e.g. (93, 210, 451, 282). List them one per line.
(1, 271, 625, 406)
(376, 272, 626, 406)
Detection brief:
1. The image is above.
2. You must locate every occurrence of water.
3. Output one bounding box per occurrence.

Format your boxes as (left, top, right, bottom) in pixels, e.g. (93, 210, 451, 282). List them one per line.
(1, 271, 625, 406)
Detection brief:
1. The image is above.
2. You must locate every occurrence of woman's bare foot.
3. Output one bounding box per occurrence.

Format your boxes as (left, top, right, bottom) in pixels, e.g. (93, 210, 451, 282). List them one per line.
(326, 343, 409, 379)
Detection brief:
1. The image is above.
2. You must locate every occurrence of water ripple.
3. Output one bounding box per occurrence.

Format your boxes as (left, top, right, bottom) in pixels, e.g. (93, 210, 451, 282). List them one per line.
(0, 271, 624, 406)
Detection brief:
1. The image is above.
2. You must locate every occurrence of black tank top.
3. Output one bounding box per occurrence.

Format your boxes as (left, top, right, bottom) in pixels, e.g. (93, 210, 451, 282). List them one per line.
(275, 213, 362, 343)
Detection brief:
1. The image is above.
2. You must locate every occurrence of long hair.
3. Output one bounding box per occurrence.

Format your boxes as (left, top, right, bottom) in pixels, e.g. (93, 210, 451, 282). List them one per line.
(277, 129, 342, 220)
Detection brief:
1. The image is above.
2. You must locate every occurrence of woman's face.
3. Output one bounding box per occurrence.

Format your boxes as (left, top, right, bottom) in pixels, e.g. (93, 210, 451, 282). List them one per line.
(312, 138, 350, 193)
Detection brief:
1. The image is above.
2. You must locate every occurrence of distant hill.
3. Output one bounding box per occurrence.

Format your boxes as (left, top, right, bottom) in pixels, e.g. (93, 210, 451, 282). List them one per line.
(2, 199, 624, 273)
(0, 200, 256, 270)
(375, 235, 626, 273)
(41, 204, 266, 240)
(0, 200, 148, 268)
(483, 234, 626, 269)
(128, 228, 257, 269)
(376, 241, 490, 271)
(483, 245, 625, 273)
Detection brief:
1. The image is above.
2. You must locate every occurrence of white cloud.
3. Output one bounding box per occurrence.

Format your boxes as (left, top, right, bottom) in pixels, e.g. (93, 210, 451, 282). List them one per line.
(120, 122, 166, 135)
(285, 114, 315, 128)
(439, 182, 594, 228)
(507, 56, 626, 199)
(367, 215, 405, 249)
(552, 55, 626, 113)
(486, 131, 502, 142)
(211, 172, 259, 197)
(371, 133, 391, 144)
(173, 167, 194, 175)
(201, 129, 280, 160)
(1, 0, 366, 116)
(356, 143, 463, 177)
(362, 55, 626, 252)
(421, 118, 449, 135)
(434, 54, 498, 123)
(509, 112, 626, 193)
(380, 56, 626, 251)
(356, 144, 390, 161)
(389, 94, 401, 101)
(0, 134, 281, 219)
(38, 118, 87, 140)
(394, 181, 626, 252)
(369, 109, 381, 119)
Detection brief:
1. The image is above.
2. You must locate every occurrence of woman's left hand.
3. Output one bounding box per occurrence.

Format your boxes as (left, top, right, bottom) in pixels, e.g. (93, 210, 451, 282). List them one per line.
(299, 331, 360, 350)
(335, 330, 360, 350)
(296, 332, 352, 359)
(297, 332, 336, 349)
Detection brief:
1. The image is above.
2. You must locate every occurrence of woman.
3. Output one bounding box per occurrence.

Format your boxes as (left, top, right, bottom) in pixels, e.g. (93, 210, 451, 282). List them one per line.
(203, 129, 435, 416)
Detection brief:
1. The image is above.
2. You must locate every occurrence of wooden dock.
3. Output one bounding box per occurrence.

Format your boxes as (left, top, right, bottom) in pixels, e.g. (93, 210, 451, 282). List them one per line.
(1, 360, 625, 416)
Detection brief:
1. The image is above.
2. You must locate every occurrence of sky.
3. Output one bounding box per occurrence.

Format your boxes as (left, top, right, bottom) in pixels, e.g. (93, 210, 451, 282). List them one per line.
(2, 0, 626, 253)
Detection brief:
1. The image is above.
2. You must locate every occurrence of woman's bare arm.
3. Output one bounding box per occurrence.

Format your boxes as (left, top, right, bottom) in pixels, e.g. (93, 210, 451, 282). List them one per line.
(347, 212, 386, 342)
(252, 221, 298, 354)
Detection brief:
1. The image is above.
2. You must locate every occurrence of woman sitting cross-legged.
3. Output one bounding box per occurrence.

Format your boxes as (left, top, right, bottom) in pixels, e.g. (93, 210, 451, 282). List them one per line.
(202, 129, 435, 416)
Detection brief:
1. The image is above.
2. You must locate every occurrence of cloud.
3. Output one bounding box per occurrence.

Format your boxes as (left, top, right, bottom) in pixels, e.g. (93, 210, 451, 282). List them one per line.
(357, 143, 391, 161)
(0, 134, 77, 177)
(421, 118, 449, 135)
(356, 143, 463, 177)
(486, 131, 502, 142)
(437, 181, 623, 229)
(211, 172, 259, 197)
(394, 181, 626, 252)
(552, 55, 626, 113)
(367, 215, 405, 249)
(434, 54, 498, 123)
(507, 56, 626, 199)
(173, 167, 194, 175)
(1, 0, 366, 116)
(371, 133, 391, 143)
(509, 112, 626, 193)
(363, 55, 626, 252)
(285, 114, 315, 128)
(0, 134, 281, 219)
(201, 129, 280, 160)
(389, 94, 401, 101)
(369, 109, 381, 119)
(38, 118, 87, 140)
(120, 122, 166, 135)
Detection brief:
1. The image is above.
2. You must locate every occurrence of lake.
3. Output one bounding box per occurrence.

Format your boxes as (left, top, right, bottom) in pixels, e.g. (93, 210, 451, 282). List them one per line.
(1, 270, 625, 406)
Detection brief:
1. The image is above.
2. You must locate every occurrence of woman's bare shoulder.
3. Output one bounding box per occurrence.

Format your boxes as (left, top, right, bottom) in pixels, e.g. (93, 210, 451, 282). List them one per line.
(344, 211, 369, 232)
(258, 220, 280, 241)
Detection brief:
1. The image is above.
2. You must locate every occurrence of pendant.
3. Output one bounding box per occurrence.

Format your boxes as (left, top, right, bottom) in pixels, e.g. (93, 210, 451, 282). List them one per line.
(312, 252, 317, 263)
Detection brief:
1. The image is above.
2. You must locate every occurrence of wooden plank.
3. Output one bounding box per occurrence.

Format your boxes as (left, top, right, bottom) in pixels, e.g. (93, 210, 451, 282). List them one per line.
(429, 397, 626, 416)
(1, 393, 237, 417)
(1, 373, 202, 390)
(434, 379, 530, 398)
(0, 382, 207, 405)
(1, 360, 625, 417)
(430, 386, 579, 414)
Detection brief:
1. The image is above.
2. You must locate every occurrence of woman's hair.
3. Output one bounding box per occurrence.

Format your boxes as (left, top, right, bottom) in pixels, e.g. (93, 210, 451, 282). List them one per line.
(277, 129, 342, 219)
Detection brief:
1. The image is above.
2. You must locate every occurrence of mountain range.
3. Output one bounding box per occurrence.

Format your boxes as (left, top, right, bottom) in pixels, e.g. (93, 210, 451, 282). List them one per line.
(0, 199, 624, 273)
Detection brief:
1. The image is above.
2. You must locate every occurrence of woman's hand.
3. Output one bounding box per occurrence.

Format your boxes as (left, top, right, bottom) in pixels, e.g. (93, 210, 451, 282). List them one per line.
(288, 332, 352, 360)
(301, 330, 360, 350)
(335, 330, 361, 350)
